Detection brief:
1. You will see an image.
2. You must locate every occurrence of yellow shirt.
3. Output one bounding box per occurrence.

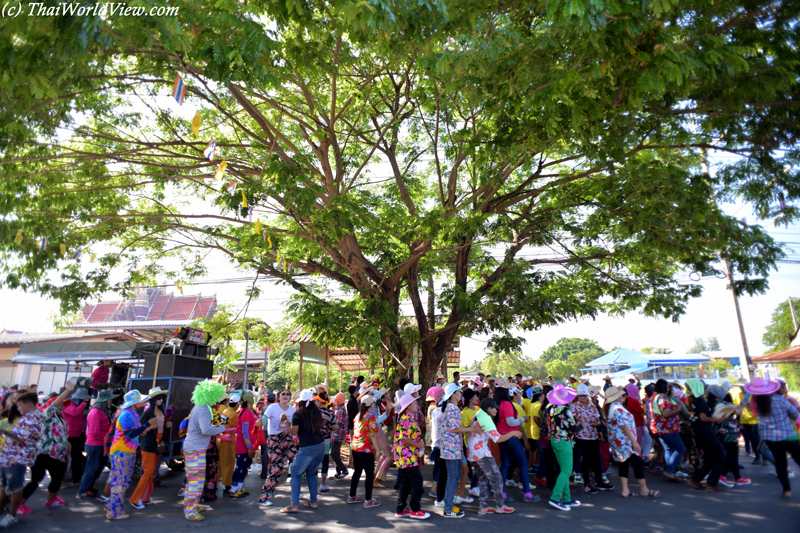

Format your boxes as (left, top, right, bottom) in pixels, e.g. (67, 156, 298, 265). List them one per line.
(521, 398, 531, 413)
(513, 403, 531, 438)
(733, 388, 758, 425)
(462, 406, 479, 446)
(528, 401, 542, 440)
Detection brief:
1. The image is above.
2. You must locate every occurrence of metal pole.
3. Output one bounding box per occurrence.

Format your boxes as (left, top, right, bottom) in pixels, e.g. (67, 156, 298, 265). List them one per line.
(723, 258, 753, 381)
(788, 298, 799, 330)
(242, 332, 250, 392)
(63, 360, 70, 388)
(151, 339, 169, 388)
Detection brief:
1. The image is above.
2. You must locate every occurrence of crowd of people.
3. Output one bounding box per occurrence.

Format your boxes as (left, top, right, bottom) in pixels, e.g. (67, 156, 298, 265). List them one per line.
(0, 369, 797, 526)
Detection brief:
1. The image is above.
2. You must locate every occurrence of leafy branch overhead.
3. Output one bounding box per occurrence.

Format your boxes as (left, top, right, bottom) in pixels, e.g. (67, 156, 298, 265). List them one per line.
(1, 0, 798, 385)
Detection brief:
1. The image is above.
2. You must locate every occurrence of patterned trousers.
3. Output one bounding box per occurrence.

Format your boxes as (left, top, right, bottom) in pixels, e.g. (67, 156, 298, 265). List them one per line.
(202, 441, 220, 502)
(105, 453, 135, 518)
(130, 450, 158, 505)
(474, 457, 505, 510)
(257, 432, 298, 503)
(184, 450, 206, 517)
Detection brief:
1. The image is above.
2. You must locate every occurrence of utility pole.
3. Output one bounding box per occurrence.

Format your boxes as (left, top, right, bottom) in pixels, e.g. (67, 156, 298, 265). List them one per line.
(723, 258, 753, 381)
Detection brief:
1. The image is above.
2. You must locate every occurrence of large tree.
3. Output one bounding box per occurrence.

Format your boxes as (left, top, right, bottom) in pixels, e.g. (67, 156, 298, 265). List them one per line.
(1, 0, 798, 388)
(762, 297, 800, 352)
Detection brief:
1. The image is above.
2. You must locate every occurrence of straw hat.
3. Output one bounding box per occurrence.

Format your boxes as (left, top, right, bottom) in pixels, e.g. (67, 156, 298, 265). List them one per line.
(713, 403, 738, 420)
(603, 387, 625, 404)
(147, 386, 169, 398)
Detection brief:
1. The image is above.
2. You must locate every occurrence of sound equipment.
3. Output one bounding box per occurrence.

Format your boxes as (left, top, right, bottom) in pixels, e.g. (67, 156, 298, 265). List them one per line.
(141, 353, 213, 379)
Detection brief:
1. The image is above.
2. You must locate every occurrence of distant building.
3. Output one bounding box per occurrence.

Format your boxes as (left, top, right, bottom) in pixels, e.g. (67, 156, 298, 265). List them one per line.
(78, 286, 217, 324)
(581, 348, 711, 384)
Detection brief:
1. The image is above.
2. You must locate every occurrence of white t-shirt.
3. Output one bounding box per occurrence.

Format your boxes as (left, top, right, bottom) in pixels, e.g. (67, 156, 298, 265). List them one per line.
(264, 403, 295, 436)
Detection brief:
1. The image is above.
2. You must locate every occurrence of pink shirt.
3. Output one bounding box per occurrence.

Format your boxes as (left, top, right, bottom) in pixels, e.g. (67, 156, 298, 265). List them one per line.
(85, 408, 112, 446)
(62, 401, 89, 438)
(91, 366, 109, 388)
(497, 401, 516, 435)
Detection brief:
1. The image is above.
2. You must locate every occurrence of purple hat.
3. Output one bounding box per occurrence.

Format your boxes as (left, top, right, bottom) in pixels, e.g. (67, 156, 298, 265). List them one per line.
(398, 393, 418, 414)
(742, 377, 781, 396)
(547, 384, 577, 405)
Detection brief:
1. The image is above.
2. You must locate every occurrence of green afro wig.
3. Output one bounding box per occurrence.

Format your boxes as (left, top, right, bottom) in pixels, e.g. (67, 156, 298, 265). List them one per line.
(192, 379, 226, 406)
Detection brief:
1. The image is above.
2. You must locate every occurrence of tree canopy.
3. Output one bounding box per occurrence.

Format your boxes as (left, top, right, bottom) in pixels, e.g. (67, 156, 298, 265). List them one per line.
(539, 338, 606, 364)
(2, 0, 799, 388)
(762, 297, 800, 353)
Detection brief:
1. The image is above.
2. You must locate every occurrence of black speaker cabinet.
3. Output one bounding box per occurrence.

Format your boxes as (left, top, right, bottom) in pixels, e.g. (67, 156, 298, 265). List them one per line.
(141, 353, 214, 379)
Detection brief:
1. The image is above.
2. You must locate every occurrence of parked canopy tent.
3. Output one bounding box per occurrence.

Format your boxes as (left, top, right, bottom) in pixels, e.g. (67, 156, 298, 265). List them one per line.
(13, 341, 160, 366)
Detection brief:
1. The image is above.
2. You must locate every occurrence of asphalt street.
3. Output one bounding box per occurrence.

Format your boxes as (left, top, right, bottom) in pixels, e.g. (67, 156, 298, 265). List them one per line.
(11, 446, 800, 533)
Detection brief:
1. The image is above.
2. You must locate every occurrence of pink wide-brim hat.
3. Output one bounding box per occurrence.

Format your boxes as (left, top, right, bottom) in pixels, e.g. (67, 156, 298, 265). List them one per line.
(426, 386, 444, 403)
(547, 384, 577, 405)
(742, 377, 781, 396)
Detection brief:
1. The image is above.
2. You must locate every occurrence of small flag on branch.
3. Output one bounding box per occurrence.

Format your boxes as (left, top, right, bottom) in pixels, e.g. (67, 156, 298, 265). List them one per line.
(176, 283, 184, 295)
(37, 238, 48, 251)
(14, 231, 22, 245)
(225, 179, 238, 196)
(253, 219, 261, 235)
(778, 194, 787, 211)
(267, 235, 273, 249)
(71, 247, 83, 260)
(172, 75, 186, 105)
(203, 140, 216, 161)
(214, 160, 227, 181)
(275, 250, 281, 263)
(59, 243, 66, 256)
(241, 191, 248, 209)
(191, 111, 201, 137)
(262, 229, 267, 243)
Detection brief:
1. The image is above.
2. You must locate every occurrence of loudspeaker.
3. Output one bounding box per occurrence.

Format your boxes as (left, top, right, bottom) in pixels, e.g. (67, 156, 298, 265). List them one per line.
(141, 353, 213, 379)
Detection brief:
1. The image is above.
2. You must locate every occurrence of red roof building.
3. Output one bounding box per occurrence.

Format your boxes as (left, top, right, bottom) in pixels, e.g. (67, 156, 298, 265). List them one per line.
(79, 287, 217, 324)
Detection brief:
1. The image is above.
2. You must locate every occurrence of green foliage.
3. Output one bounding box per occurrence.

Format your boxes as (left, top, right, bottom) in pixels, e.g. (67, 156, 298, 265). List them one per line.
(540, 338, 606, 364)
(687, 338, 706, 353)
(545, 360, 575, 381)
(762, 298, 800, 353)
(777, 363, 800, 392)
(641, 347, 672, 354)
(479, 350, 539, 378)
(710, 359, 733, 372)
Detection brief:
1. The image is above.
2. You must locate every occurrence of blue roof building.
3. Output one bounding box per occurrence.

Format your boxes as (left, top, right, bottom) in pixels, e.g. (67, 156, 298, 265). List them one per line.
(582, 349, 711, 381)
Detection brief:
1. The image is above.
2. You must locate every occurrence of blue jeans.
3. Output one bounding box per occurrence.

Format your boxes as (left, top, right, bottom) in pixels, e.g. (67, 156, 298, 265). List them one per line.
(500, 437, 531, 493)
(443, 458, 460, 513)
(659, 433, 687, 474)
(430, 447, 440, 484)
(79, 445, 107, 494)
(290, 443, 324, 506)
(536, 439, 547, 479)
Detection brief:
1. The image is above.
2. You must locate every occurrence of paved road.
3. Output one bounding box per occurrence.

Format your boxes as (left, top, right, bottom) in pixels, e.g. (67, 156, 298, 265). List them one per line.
(12, 449, 800, 532)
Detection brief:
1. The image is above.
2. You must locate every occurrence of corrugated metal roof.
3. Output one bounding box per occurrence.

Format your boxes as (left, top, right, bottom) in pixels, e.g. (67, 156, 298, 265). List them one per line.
(752, 345, 800, 364)
(0, 333, 87, 346)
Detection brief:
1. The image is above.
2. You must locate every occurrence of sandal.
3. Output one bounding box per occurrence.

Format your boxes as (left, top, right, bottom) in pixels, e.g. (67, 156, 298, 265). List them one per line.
(280, 505, 299, 513)
(641, 490, 661, 499)
(303, 502, 318, 509)
(620, 492, 638, 498)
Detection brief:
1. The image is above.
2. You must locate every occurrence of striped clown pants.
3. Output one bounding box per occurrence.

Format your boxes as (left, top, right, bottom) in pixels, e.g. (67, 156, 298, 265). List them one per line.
(184, 450, 206, 517)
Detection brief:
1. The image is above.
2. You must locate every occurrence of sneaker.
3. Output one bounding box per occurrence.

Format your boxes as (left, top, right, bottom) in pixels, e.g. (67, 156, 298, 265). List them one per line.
(178, 488, 185, 497)
(522, 493, 540, 503)
(334, 473, 347, 480)
(573, 475, 584, 484)
(346, 496, 364, 504)
(601, 475, 610, 484)
(790, 472, 796, 479)
(230, 489, 249, 498)
(469, 487, 480, 497)
(185, 512, 205, 521)
(443, 507, 465, 518)
(395, 508, 411, 517)
(735, 478, 751, 485)
(584, 484, 599, 495)
(0, 515, 18, 527)
(531, 477, 547, 486)
(454, 495, 473, 504)
(596, 482, 615, 491)
(676, 471, 690, 479)
(77, 492, 94, 500)
(505, 479, 518, 488)
(565, 499, 581, 507)
(409, 510, 431, 519)
(98, 494, 110, 503)
(55, 496, 67, 505)
(319, 484, 330, 493)
(548, 499, 570, 512)
(16, 504, 33, 515)
(428, 490, 437, 499)
(85, 488, 99, 497)
(434, 500, 444, 508)
(130, 501, 146, 510)
(257, 499, 273, 507)
(717, 479, 735, 489)
(364, 498, 381, 509)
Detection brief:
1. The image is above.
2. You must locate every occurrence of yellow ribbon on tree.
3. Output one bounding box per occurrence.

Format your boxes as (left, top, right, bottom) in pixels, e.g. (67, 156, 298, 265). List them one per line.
(253, 219, 261, 235)
(192, 111, 201, 137)
(60, 243, 67, 256)
(241, 190, 248, 208)
(214, 160, 227, 181)
(14, 231, 23, 245)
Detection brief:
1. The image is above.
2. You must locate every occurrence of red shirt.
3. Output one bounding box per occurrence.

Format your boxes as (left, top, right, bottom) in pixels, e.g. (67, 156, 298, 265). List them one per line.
(85, 408, 112, 446)
(624, 397, 645, 427)
(235, 408, 257, 454)
(62, 401, 89, 438)
(497, 401, 516, 435)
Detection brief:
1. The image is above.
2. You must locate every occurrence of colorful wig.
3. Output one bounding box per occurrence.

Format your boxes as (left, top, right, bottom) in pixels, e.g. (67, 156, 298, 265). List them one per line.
(191, 379, 226, 406)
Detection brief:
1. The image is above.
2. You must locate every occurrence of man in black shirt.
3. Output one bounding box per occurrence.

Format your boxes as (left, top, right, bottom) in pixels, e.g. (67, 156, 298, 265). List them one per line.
(346, 385, 359, 467)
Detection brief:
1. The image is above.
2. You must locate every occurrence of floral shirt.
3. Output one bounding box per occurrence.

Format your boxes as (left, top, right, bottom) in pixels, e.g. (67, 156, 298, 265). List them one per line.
(393, 411, 422, 469)
(650, 394, 680, 435)
(0, 410, 43, 467)
(37, 404, 70, 462)
(545, 404, 577, 443)
(608, 402, 637, 462)
(438, 403, 463, 460)
(319, 407, 334, 440)
(332, 405, 348, 442)
(352, 412, 378, 453)
(425, 404, 437, 447)
(571, 401, 600, 440)
(466, 410, 502, 461)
